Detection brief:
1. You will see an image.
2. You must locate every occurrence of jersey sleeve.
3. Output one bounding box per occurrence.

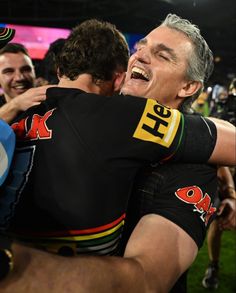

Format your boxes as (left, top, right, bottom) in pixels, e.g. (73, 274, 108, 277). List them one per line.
(0, 119, 15, 186)
(62, 93, 183, 165)
(175, 115, 217, 163)
(64, 92, 217, 166)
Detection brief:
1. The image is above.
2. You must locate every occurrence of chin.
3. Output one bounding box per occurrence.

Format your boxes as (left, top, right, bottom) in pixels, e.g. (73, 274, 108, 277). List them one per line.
(121, 87, 139, 97)
(15, 90, 26, 95)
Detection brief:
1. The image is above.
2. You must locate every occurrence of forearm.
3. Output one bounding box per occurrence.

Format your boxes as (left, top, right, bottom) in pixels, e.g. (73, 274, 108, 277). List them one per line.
(218, 166, 236, 199)
(0, 101, 20, 123)
(0, 85, 54, 124)
(222, 185, 236, 199)
(0, 243, 147, 293)
(0, 215, 198, 293)
(217, 166, 236, 229)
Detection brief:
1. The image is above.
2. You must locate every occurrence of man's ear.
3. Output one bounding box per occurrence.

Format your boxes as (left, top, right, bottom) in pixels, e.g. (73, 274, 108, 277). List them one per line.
(113, 72, 126, 92)
(178, 80, 202, 98)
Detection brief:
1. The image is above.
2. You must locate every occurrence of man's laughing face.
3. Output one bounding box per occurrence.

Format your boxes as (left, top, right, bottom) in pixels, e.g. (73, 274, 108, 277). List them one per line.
(121, 26, 194, 108)
(0, 52, 35, 101)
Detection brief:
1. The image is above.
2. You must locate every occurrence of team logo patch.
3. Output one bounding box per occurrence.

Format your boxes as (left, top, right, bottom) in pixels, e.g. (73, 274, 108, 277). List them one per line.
(175, 185, 216, 225)
(133, 99, 181, 147)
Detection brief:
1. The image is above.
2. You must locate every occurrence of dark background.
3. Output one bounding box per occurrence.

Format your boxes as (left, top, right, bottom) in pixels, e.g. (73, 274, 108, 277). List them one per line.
(1, 0, 235, 85)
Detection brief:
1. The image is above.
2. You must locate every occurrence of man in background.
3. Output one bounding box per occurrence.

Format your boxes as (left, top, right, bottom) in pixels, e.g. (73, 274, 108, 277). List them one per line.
(0, 43, 54, 123)
(0, 43, 35, 105)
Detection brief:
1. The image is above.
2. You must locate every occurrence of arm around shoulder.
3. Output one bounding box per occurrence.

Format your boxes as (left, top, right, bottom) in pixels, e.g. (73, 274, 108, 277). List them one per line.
(1, 242, 147, 293)
(1, 214, 198, 293)
(207, 117, 236, 166)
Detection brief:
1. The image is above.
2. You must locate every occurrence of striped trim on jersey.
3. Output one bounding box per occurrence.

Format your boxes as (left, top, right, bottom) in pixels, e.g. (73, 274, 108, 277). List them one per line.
(12, 213, 126, 255)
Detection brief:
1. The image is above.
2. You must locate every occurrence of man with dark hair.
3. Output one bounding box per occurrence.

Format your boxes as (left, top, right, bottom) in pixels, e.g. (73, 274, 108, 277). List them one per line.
(37, 38, 66, 85)
(57, 19, 129, 87)
(0, 38, 53, 193)
(1, 18, 129, 256)
(0, 16, 236, 293)
(0, 42, 54, 124)
(0, 43, 35, 105)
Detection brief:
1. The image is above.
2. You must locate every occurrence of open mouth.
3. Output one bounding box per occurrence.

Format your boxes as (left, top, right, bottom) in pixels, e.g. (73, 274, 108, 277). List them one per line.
(131, 66, 149, 81)
(12, 81, 33, 91)
(13, 85, 27, 90)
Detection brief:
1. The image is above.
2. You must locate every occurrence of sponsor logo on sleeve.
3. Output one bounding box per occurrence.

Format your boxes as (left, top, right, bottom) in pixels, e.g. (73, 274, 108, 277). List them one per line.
(11, 109, 55, 141)
(133, 99, 181, 148)
(175, 185, 217, 225)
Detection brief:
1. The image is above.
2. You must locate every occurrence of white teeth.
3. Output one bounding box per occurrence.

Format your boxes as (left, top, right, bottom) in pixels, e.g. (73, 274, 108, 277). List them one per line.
(131, 67, 149, 80)
(14, 85, 25, 89)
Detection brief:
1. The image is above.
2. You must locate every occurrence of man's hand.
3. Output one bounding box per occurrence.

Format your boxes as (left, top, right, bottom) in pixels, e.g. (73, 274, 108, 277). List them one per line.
(217, 198, 236, 230)
(10, 85, 56, 112)
(0, 85, 56, 123)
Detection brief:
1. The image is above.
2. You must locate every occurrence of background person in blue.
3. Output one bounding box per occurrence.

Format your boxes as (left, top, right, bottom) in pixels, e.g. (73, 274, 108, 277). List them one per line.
(0, 27, 15, 186)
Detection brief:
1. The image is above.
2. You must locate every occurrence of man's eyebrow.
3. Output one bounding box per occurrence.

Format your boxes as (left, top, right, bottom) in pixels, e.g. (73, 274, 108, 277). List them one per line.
(135, 39, 178, 62)
(155, 43, 178, 61)
(135, 38, 147, 48)
(136, 38, 147, 45)
(1, 67, 13, 73)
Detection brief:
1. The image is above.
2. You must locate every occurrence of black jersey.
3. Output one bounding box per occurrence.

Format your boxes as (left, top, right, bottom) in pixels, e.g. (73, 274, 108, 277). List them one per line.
(1, 87, 217, 255)
(121, 163, 217, 293)
(122, 163, 218, 252)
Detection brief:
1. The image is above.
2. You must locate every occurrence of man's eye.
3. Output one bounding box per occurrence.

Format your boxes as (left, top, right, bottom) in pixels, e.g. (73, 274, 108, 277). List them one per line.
(159, 54, 169, 60)
(2, 69, 14, 74)
(21, 66, 33, 73)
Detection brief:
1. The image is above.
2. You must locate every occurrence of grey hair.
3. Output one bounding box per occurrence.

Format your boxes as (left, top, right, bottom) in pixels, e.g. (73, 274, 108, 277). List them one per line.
(160, 14, 214, 112)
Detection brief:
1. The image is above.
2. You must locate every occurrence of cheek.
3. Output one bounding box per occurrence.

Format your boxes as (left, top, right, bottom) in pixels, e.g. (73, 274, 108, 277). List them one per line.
(0, 75, 11, 85)
(126, 56, 135, 72)
(24, 73, 35, 81)
(147, 77, 160, 93)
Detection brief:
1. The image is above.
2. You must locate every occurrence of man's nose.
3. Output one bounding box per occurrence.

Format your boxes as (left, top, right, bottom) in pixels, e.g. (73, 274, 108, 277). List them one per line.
(13, 70, 25, 81)
(133, 47, 150, 63)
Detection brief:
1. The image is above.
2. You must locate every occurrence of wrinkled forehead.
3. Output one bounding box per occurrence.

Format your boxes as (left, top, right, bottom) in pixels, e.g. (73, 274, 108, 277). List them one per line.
(142, 26, 193, 54)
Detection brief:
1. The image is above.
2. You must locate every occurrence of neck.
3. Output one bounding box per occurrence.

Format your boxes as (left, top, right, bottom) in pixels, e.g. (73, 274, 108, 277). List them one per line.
(159, 98, 182, 110)
(58, 74, 102, 95)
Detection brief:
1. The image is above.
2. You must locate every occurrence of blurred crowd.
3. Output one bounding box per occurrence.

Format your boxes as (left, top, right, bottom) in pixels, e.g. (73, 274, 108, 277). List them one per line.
(192, 78, 236, 290)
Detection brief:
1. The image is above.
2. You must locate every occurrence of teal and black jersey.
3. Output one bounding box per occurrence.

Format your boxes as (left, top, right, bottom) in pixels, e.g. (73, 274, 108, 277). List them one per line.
(1, 87, 216, 255)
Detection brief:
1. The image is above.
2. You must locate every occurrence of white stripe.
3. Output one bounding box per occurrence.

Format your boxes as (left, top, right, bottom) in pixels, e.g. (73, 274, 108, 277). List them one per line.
(201, 116, 212, 137)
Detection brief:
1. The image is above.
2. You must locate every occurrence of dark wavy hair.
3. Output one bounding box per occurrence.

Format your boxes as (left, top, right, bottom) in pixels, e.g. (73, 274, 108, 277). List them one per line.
(56, 19, 129, 82)
(0, 42, 30, 56)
